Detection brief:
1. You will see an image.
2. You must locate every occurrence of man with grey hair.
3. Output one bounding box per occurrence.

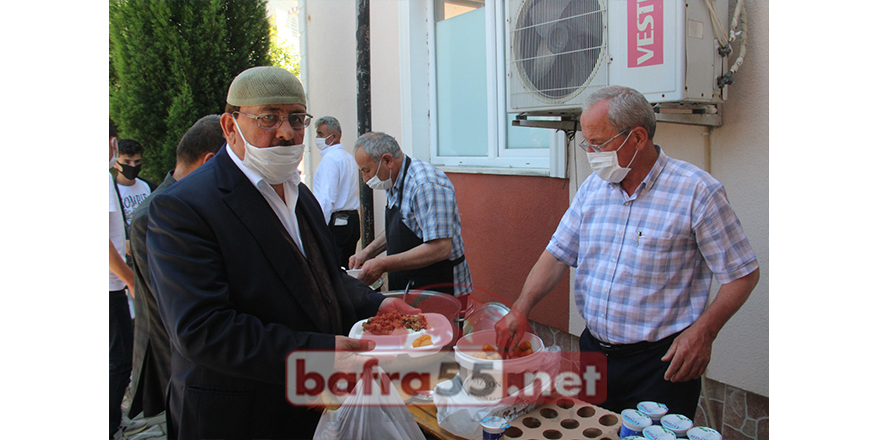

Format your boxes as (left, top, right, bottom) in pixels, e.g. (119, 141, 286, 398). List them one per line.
(146, 67, 416, 439)
(312, 115, 360, 268)
(495, 86, 760, 418)
(350, 131, 472, 302)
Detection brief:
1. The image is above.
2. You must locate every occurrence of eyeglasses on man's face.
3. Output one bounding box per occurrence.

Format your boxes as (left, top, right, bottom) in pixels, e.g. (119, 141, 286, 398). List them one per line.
(234, 111, 312, 130)
(579, 128, 632, 153)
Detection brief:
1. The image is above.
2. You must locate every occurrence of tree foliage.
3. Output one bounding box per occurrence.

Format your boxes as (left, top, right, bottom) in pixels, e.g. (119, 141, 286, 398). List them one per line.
(109, 0, 271, 184)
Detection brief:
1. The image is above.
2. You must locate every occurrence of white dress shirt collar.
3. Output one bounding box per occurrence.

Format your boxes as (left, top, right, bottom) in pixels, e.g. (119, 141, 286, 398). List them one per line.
(319, 142, 344, 157)
(225, 143, 305, 255)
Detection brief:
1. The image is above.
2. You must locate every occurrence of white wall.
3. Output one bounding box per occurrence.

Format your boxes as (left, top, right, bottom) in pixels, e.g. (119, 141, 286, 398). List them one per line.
(699, 0, 769, 397)
(305, 0, 768, 397)
(300, 0, 358, 186)
(302, 0, 402, 234)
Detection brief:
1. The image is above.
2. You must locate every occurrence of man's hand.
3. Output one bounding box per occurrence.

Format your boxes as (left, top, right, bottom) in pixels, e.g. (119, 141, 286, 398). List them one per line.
(494, 307, 530, 360)
(661, 269, 759, 383)
(348, 250, 369, 271)
(357, 258, 385, 285)
(335, 335, 375, 352)
(661, 326, 713, 382)
(378, 297, 421, 315)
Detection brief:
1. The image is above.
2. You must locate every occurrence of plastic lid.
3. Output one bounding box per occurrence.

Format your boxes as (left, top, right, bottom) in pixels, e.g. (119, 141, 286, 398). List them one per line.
(660, 414, 694, 433)
(687, 426, 722, 440)
(643, 425, 677, 440)
(622, 437, 648, 440)
(481, 416, 510, 434)
(463, 302, 510, 334)
(637, 401, 669, 420)
(621, 409, 652, 429)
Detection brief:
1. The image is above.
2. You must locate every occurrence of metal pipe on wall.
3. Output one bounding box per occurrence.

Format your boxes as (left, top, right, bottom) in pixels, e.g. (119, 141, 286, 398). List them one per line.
(356, 0, 374, 245)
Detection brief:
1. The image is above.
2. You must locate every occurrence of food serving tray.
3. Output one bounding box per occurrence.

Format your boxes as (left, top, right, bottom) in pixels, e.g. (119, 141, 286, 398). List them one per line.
(348, 312, 453, 357)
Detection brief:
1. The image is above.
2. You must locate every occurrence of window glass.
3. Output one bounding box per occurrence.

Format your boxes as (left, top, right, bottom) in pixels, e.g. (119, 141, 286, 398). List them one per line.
(431, 0, 554, 166)
(435, 6, 487, 157)
(505, 115, 555, 150)
(436, 0, 485, 21)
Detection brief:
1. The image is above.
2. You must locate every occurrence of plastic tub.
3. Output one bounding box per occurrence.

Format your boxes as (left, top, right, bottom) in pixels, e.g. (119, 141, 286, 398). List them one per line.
(637, 401, 669, 425)
(619, 409, 652, 437)
(686, 426, 722, 440)
(480, 416, 509, 440)
(643, 425, 677, 440)
(454, 329, 545, 399)
(660, 414, 693, 437)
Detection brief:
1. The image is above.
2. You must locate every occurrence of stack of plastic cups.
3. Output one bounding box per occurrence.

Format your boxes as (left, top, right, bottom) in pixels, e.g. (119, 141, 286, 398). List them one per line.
(686, 426, 722, 440)
(619, 409, 652, 438)
(637, 401, 669, 425)
(660, 414, 693, 438)
(643, 425, 678, 440)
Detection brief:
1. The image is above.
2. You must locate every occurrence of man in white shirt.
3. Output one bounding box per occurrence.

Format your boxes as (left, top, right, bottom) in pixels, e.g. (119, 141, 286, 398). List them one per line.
(113, 139, 152, 258)
(312, 116, 360, 268)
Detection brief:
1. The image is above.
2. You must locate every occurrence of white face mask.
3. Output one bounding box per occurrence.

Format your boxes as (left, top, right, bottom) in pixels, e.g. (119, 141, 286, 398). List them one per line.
(366, 159, 393, 190)
(586, 130, 637, 183)
(109, 138, 118, 169)
(315, 134, 332, 151)
(234, 118, 304, 185)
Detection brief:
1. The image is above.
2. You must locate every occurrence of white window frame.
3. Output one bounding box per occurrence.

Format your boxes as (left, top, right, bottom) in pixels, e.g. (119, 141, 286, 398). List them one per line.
(399, 0, 567, 177)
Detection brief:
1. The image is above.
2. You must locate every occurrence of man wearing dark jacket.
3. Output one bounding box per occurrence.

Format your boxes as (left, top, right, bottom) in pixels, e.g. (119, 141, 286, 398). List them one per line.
(147, 66, 415, 439)
(128, 114, 224, 419)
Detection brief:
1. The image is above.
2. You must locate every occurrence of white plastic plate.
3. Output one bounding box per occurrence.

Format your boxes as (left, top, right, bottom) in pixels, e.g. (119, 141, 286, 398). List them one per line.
(348, 312, 453, 357)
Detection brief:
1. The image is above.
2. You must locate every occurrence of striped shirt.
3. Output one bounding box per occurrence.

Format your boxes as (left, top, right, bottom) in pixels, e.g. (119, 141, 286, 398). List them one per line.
(547, 146, 758, 344)
(387, 156, 473, 295)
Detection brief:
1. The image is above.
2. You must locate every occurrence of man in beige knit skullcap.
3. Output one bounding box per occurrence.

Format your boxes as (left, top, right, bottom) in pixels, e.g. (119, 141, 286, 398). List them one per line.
(146, 66, 418, 439)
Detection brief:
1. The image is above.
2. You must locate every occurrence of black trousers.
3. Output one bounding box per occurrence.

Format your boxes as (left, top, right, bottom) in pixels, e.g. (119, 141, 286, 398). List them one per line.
(329, 211, 360, 269)
(580, 327, 702, 419)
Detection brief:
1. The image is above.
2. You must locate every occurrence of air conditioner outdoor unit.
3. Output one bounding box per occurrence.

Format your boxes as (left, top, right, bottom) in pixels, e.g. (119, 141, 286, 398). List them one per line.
(506, 0, 730, 115)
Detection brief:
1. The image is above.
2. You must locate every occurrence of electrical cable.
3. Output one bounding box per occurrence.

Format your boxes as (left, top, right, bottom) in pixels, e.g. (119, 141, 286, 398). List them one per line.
(727, 1, 747, 76)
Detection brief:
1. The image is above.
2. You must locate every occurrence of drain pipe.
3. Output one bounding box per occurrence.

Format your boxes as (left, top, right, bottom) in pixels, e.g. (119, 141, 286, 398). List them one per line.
(356, 0, 374, 245)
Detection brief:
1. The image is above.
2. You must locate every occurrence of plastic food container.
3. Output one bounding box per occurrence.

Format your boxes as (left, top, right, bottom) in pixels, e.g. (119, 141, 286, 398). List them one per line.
(687, 426, 722, 440)
(480, 416, 509, 440)
(619, 409, 652, 437)
(637, 401, 669, 425)
(660, 414, 693, 437)
(643, 425, 678, 440)
(454, 329, 544, 399)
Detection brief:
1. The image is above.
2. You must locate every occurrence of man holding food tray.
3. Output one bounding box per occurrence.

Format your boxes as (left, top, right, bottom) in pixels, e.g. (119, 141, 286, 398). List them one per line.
(495, 86, 760, 420)
(146, 66, 418, 439)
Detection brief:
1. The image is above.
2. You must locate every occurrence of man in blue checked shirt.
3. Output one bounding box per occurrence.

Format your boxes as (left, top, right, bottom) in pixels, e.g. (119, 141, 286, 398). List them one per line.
(495, 86, 760, 419)
(349, 132, 473, 303)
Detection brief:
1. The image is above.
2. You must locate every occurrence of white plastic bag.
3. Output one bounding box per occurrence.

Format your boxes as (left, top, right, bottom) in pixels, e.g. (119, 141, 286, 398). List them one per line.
(313, 367, 426, 440)
(434, 348, 562, 439)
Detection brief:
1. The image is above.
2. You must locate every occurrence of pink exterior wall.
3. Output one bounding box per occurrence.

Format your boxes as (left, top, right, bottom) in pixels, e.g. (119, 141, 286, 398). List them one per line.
(448, 173, 572, 331)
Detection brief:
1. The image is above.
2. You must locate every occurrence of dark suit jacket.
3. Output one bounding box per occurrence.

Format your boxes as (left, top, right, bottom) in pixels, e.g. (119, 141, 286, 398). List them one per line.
(129, 171, 176, 418)
(147, 147, 384, 439)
